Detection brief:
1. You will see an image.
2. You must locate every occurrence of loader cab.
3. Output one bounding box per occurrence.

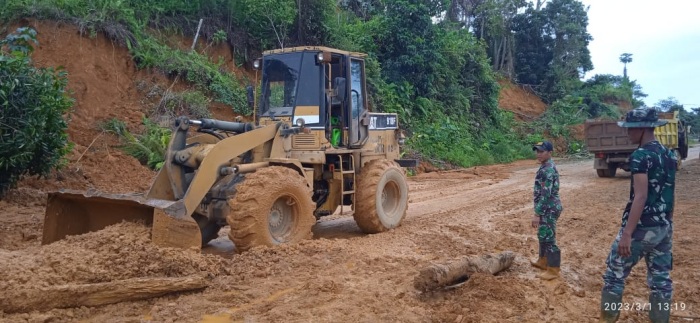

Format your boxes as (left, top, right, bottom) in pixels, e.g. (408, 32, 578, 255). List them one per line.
(256, 47, 369, 147)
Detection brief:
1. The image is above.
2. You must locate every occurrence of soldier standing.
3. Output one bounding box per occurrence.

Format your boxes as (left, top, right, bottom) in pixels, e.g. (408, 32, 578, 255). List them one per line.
(600, 107, 677, 323)
(530, 140, 563, 280)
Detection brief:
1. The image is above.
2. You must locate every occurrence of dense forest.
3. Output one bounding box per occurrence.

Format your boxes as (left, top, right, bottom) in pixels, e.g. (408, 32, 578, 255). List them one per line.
(2, 0, 698, 189)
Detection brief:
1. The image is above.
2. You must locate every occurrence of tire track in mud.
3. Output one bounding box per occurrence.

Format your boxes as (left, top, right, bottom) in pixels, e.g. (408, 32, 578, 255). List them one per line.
(3, 152, 697, 322)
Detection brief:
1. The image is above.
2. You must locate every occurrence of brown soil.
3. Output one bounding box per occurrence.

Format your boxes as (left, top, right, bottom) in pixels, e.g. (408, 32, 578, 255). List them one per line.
(3, 22, 699, 323)
(2, 149, 698, 322)
(498, 79, 547, 121)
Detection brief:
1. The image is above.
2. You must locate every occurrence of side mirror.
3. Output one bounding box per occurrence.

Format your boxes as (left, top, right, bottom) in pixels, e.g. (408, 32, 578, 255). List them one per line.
(246, 85, 254, 109)
(333, 77, 346, 102)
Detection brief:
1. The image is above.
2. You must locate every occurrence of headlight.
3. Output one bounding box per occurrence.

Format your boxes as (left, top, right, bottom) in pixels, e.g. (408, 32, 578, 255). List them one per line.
(316, 51, 330, 64)
(295, 118, 306, 127)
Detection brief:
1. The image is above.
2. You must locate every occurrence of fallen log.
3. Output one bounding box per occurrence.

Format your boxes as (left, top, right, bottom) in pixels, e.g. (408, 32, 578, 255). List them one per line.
(414, 251, 515, 291)
(0, 275, 208, 313)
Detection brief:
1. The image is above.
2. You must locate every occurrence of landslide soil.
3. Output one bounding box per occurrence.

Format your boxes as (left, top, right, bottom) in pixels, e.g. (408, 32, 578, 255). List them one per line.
(2, 22, 700, 322)
(3, 150, 699, 322)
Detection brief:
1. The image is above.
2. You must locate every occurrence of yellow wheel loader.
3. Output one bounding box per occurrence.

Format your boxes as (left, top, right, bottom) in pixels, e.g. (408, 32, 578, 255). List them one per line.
(43, 47, 418, 251)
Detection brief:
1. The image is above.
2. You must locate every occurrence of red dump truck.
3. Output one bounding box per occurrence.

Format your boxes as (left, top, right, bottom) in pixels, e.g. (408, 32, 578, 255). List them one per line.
(584, 111, 689, 177)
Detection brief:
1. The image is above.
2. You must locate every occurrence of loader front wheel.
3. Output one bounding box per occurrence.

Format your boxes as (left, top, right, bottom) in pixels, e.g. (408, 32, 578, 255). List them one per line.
(354, 160, 409, 233)
(227, 167, 315, 252)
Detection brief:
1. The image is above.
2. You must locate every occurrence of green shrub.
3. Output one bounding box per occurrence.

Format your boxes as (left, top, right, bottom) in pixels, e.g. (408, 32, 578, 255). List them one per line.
(131, 37, 249, 115)
(102, 117, 170, 170)
(181, 91, 211, 118)
(0, 28, 73, 197)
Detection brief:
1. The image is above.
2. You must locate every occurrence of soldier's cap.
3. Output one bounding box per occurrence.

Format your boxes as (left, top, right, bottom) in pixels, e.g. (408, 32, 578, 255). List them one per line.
(532, 141, 553, 152)
(617, 107, 668, 128)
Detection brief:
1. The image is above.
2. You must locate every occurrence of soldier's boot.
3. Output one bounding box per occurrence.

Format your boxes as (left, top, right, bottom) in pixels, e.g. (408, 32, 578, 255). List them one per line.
(538, 266, 560, 280)
(599, 290, 621, 323)
(648, 294, 671, 323)
(538, 249, 560, 280)
(531, 242, 547, 270)
(530, 257, 547, 270)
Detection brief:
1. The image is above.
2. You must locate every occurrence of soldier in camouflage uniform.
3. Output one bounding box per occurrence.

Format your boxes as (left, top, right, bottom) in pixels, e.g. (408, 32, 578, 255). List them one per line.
(530, 140, 563, 280)
(600, 107, 677, 323)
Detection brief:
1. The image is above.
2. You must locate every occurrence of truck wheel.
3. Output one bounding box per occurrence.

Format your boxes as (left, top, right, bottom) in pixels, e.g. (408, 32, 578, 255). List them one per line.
(227, 167, 315, 252)
(596, 165, 617, 178)
(596, 168, 617, 177)
(354, 160, 409, 233)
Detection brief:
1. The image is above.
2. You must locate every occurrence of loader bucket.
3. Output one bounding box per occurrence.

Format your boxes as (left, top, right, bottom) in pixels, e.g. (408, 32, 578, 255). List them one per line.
(43, 190, 202, 249)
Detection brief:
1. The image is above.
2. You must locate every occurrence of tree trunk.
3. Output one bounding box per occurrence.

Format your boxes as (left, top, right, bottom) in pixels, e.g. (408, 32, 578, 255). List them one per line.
(413, 251, 515, 291)
(492, 39, 502, 70)
(499, 37, 508, 72)
(0, 276, 208, 313)
(506, 35, 515, 78)
(536, 0, 546, 11)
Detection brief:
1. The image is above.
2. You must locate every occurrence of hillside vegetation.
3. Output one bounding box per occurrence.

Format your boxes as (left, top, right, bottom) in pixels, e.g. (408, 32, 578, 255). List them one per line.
(2, 0, 650, 180)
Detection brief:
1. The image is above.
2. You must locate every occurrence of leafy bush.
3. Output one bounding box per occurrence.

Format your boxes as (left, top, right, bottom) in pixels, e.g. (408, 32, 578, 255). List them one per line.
(130, 37, 249, 115)
(151, 89, 212, 119)
(101, 118, 170, 170)
(0, 28, 73, 197)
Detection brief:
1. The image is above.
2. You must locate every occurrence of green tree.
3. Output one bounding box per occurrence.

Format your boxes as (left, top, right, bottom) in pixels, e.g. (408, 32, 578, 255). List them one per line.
(619, 53, 632, 79)
(541, 0, 592, 102)
(512, 5, 552, 87)
(231, 0, 297, 48)
(655, 97, 683, 112)
(0, 28, 73, 197)
(291, 0, 335, 45)
(372, 0, 445, 99)
(512, 0, 592, 103)
(472, 0, 527, 77)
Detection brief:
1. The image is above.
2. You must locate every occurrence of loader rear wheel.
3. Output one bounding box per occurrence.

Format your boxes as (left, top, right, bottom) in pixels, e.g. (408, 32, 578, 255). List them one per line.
(226, 167, 315, 252)
(354, 160, 408, 233)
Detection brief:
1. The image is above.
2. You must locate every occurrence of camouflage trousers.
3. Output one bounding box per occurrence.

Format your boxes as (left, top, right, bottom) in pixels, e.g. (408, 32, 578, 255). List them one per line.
(602, 225, 673, 300)
(538, 211, 561, 267)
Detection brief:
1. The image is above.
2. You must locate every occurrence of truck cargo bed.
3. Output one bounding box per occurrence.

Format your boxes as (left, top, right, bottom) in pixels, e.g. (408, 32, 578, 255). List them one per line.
(584, 121, 637, 153)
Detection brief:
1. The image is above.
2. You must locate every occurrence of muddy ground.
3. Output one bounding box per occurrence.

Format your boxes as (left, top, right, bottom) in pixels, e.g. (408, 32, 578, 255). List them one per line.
(1, 20, 698, 323)
(1, 147, 698, 323)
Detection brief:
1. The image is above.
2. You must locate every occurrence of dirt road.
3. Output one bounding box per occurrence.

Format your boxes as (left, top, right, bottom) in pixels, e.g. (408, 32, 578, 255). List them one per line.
(1, 148, 698, 322)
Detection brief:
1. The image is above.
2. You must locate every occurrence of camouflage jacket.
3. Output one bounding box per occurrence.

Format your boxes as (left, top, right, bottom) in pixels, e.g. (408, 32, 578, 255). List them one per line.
(534, 159, 562, 216)
(622, 141, 677, 228)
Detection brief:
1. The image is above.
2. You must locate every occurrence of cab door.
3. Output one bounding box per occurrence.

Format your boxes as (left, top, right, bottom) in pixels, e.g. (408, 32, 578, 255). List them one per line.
(348, 58, 368, 147)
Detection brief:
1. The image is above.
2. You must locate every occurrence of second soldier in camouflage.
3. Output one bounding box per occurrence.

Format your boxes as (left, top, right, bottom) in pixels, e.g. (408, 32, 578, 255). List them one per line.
(530, 140, 563, 280)
(599, 107, 677, 323)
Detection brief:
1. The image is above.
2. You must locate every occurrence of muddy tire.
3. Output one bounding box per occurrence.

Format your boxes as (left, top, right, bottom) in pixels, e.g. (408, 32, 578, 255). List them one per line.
(596, 165, 617, 178)
(354, 160, 409, 233)
(226, 166, 315, 252)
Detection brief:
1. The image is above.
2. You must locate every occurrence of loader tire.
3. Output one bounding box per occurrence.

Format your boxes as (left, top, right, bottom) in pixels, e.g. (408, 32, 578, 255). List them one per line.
(354, 160, 409, 233)
(227, 166, 315, 252)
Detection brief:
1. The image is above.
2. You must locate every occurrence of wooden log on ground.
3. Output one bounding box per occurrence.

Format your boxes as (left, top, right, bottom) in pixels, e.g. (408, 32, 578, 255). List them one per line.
(0, 275, 208, 313)
(414, 251, 515, 291)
